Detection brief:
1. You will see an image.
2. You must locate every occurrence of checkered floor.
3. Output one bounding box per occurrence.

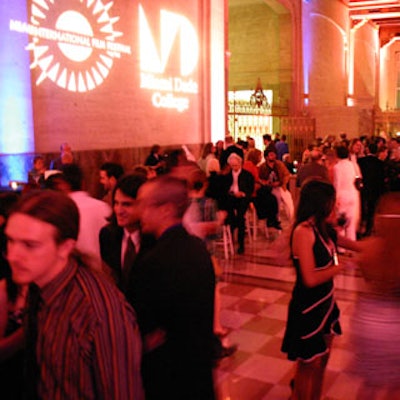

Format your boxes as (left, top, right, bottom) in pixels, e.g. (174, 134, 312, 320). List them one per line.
(212, 230, 400, 400)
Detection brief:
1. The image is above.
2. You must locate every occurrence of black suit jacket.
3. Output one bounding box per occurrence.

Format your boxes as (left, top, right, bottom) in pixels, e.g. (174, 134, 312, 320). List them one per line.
(225, 168, 255, 199)
(126, 225, 215, 399)
(99, 223, 155, 292)
(358, 155, 385, 197)
(99, 223, 124, 287)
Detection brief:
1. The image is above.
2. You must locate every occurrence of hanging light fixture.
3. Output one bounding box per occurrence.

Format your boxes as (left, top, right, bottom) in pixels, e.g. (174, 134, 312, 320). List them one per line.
(250, 78, 269, 108)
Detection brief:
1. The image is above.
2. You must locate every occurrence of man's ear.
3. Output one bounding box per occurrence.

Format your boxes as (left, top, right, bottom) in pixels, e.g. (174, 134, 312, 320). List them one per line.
(158, 202, 176, 220)
(58, 238, 76, 260)
(110, 176, 117, 187)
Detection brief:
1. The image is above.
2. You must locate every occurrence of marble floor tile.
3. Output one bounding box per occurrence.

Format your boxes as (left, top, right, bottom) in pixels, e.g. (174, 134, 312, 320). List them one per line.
(218, 349, 253, 372)
(228, 298, 273, 314)
(220, 282, 257, 297)
(216, 375, 273, 400)
(220, 293, 240, 308)
(233, 354, 293, 384)
(257, 336, 287, 359)
(214, 226, 399, 400)
(261, 384, 292, 400)
(220, 309, 255, 330)
(244, 288, 287, 303)
(258, 303, 288, 321)
(242, 315, 286, 335)
(227, 330, 273, 353)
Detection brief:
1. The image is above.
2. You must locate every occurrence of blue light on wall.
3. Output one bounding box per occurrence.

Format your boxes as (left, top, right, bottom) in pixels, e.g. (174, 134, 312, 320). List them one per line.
(0, 0, 34, 186)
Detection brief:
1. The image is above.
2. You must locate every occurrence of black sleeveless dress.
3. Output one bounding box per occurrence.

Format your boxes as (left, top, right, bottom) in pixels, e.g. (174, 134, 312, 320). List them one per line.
(281, 224, 342, 361)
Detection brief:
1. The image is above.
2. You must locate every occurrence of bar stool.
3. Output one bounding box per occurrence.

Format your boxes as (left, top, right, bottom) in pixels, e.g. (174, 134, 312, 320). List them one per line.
(214, 225, 234, 260)
(246, 203, 269, 241)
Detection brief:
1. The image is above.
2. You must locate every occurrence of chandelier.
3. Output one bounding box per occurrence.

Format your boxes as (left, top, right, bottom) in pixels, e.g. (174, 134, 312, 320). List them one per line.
(250, 78, 270, 109)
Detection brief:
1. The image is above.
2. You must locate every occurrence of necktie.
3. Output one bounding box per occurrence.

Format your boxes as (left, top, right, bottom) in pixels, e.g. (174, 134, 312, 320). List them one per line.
(24, 283, 42, 400)
(122, 236, 136, 290)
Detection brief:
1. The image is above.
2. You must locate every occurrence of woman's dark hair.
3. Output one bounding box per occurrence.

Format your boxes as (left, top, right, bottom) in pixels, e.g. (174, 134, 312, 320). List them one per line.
(294, 178, 336, 241)
(201, 142, 214, 159)
(335, 145, 349, 159)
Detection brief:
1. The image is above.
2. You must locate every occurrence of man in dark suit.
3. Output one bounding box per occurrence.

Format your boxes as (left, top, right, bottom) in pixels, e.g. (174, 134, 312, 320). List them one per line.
(127, 176, 215, 400)
(263, 133, 277, 155)
(99, 173, 147, 292)
(358, 142, 386, 236)
(223, 153, 255, 254)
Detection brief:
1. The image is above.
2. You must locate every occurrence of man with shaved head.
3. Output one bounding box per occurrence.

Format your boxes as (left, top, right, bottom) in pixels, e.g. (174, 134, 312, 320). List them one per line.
(127, 175, 216, 400)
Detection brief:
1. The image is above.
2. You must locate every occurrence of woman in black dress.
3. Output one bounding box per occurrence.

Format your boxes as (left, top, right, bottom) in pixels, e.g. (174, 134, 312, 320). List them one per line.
(281, 179, 359, 400)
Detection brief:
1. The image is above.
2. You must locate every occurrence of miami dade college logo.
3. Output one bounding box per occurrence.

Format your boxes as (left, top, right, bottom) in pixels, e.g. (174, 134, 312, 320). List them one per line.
(9, 0, 131, 92)
(139, 4, 199, 112)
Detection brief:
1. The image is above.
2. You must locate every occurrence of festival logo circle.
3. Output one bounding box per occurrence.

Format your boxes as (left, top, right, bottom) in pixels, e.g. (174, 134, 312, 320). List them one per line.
(26, 0, 130, 92)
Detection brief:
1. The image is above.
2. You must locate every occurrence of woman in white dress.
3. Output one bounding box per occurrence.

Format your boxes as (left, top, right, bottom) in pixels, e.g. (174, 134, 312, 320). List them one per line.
(333, 145, 361, 242)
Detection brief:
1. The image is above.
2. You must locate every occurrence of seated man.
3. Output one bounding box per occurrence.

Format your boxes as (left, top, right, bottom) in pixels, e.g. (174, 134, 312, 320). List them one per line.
(259, 149, 294, 223)
(223, 153, 254, 254)
(50, 142, 74, 170)
(28, 155, 46, 187)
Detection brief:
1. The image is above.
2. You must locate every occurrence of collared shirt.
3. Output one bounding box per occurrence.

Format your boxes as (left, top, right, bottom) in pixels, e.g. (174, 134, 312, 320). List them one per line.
(36, 260, 144, 400)
(230, 169, 241, 193)
(121, 229, 141, 268)
(68, 191, 111, 266)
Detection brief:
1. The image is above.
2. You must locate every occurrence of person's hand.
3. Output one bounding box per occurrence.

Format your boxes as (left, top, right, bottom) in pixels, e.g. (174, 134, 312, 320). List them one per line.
(235, 191, 246, 198)
(216, 210, 228, 225)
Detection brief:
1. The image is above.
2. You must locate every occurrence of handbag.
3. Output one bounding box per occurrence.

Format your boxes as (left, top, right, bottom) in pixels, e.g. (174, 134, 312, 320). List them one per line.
(351, 159, 364, 191)
(354, 176, 364, 191)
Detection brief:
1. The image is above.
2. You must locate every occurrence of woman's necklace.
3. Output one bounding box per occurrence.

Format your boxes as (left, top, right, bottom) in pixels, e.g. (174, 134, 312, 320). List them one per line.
(310, 220, 339, 266)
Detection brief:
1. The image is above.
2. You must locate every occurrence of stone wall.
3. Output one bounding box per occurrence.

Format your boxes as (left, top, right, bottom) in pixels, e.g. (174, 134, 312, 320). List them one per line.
(228, 0, 291, 99)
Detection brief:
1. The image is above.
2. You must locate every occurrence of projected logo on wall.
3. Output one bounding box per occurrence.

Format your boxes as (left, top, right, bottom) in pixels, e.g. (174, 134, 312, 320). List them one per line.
(139, 4, 199, 113)
(9, 0, 131, 92)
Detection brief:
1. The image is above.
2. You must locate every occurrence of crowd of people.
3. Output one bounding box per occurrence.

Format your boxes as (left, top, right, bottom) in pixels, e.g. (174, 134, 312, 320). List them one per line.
(0, 131, 399, 399)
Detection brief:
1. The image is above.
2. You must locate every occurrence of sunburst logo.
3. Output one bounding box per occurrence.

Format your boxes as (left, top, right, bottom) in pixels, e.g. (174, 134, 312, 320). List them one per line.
(9, 0, 131, 92)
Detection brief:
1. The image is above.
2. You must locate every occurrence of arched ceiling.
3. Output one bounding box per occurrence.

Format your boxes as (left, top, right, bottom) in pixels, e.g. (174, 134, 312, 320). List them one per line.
(348, 0, 400, 45)
(230, 1, 400, 46)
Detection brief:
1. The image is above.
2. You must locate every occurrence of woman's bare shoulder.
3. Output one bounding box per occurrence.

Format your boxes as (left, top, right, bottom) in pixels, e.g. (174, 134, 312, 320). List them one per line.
(293, 221, 313, 234)
(293, 221, 315, 245)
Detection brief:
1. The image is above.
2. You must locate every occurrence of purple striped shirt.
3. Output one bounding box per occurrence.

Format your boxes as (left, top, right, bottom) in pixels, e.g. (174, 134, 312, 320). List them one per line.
(35, 259, 144, 400)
